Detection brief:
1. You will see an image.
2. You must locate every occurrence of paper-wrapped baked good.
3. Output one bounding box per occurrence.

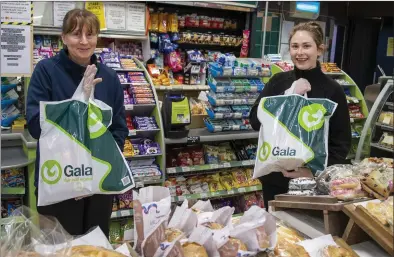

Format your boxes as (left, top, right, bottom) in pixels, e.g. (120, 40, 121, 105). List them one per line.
(320, 245, 352, 257)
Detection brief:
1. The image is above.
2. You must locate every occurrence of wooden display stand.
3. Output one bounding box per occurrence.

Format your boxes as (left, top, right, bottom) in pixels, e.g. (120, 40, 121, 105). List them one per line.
(343, 201, 393, 256)
(269, 195, 366, 237)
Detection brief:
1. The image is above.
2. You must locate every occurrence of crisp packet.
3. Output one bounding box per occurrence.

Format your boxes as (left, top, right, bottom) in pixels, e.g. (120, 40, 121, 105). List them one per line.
(133, 186, 172, 255)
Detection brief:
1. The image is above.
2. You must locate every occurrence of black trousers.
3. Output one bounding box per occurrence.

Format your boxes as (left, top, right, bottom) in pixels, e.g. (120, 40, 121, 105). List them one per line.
(35, 190, 113, 237)
(260, 172, 290, 210)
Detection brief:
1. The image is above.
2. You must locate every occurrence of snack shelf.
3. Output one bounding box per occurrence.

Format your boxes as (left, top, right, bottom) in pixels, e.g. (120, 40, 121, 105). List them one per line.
(1, 146, 35, 170)
(164, 128, 258, 144)
(128, 129, 161, 138)
(1, 187, 25, 195)
(154, 85, 210, 91)
(0, 216, 24, 226)
(370, 143, 393, 153)
(323, 72, 345, 76)
(207, 96, 256, 106)
(355, 79, 392, 160)
(375, 122, 394, 132)
(124, 104, 156, 116)
(171, 185, 262, 202)
(206, 109, 250, 120)
(114, 68, 145, 72)
(125, 153, 162, 159)
(111, 209, 134, 219)
(166, 159, 254, 174)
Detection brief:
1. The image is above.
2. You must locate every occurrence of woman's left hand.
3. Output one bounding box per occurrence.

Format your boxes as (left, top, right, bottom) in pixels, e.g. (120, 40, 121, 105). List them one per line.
(281, 167, 313, 178)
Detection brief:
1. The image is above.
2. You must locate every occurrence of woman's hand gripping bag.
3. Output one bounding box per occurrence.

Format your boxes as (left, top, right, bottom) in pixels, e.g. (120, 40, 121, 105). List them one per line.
(38, 79, 134, 206)
(253, 94, 337, 179)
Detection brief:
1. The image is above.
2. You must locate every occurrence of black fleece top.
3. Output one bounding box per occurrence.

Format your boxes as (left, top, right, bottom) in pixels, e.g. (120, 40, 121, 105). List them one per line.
(27, 49, 128, 187)
(249, 63, 352, 168)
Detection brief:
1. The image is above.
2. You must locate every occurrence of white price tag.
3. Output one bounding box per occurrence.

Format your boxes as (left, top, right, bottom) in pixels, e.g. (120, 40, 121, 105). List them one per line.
(227, 190, 235, 195)
(233, 113, 242, 119)
(223, 162, 231, 168)
(383, 116, 392, 125)
(159, 86, 166, 90)
(182, 166, 191, 172)
(210, 164, 219, 169)
(125, 105, 134, 110)
(200, 192, 208, 198)
(215, 113, 224, 119)
(121, 210, 130, 217)
(129, 130, 137, 136)
(167, 86, 173, 90)
(167, 167, 176, 173)
(123, 228, 134, 241)
(238, 187, 246, 193)
(350, 118, 354, 123)
(242, 160, 252, 166)
(178, 196, 185, 202)
(136, 181, 144, 188)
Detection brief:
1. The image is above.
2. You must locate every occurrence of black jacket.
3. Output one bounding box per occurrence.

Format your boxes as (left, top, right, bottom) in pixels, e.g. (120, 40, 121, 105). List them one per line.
(250, 64, 352, 168)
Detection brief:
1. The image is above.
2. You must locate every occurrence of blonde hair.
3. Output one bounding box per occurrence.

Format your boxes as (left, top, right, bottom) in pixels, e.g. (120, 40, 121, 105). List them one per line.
(289, 21, 324, 48)
(62, 9, 100, 35)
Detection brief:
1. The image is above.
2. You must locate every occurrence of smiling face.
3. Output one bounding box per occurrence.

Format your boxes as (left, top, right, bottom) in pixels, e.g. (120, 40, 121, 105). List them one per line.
(62, 25, 97, 66)
(290, 30, 323, 70)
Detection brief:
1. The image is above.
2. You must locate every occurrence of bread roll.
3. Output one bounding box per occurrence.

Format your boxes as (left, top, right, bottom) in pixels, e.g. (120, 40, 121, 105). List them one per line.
(202, 222, 224, 230)
(321, 245, 352, 257)
(165, 228, 184, 242)
(228, 238, 247, 251)
(182, 243, 208, 257)
(58, 245, 127, 257)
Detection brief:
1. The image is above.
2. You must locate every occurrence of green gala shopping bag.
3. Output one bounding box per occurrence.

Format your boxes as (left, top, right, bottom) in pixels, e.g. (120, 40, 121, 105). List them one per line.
(253, 94, 337, 179)
(38, 79, 134, 206)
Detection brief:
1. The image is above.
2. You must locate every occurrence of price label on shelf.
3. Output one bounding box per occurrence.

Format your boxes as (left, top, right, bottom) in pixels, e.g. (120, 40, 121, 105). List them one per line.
(227, 190, 235, 195)
(223, 162, 231, 168)
(182, 167, 191, 172)
(242, 160, 252, 166)
(120, 210, 131, 217)
(159, 86, 166, 90)
(125, 105, 134, 110)
(136, 181, 144, 188)
(129, 130, 137, 136)
(238, 187, 246, 193)
(212, 192, 220, 197)
(200, 193, 208, 198)
(187, 136, 200, 144)
(210, 164, 219, 169)
(167, 167, 176, 173)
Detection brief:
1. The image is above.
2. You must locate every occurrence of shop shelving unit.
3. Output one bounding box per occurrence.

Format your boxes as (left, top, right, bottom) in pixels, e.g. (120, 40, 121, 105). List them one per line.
(355, 79, 393, 161)
(158, 60, 283, 210)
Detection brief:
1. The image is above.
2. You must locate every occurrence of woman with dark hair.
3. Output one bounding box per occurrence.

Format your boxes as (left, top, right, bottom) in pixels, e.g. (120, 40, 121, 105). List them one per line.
(249, 22, 351, 208)
(26, 9, 128, 236)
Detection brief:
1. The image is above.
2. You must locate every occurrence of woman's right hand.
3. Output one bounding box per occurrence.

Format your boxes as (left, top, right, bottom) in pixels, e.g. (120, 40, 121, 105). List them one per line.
(286, 78, 312, 95)
(83, 64, 102, 100)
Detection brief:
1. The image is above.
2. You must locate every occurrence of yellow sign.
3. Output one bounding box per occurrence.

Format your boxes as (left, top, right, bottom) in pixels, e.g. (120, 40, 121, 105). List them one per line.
(85, 2, 106, 30)
(387, 37, 393, 57)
